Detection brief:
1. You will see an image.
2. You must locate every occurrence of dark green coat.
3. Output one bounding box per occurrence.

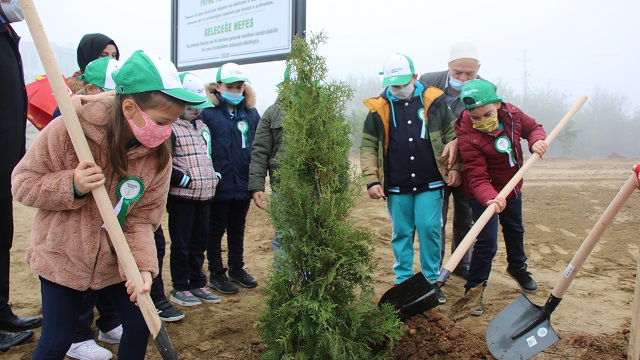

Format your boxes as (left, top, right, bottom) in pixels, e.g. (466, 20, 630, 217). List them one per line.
(248, 101, 284, 193)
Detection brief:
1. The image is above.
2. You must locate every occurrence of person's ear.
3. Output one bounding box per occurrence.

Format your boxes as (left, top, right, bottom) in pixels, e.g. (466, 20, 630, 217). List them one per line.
(121, 98, 138, 120)
(495, 102, 502, 110)
(214, 82, 222, 93)
(85, 84, 102, 95)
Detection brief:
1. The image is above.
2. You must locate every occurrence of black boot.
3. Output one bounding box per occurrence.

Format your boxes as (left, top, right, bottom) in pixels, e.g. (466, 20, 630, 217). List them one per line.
(0, 330, 34, 352)
(0, 314, 43, 332)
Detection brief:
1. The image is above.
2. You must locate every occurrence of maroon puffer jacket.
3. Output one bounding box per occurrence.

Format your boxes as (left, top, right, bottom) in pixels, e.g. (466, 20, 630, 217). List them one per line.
(454, 102, 546, 206)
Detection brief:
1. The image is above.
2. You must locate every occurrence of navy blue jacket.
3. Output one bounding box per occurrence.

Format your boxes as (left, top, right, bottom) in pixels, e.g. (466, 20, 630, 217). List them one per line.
(201, 92, 260, 201)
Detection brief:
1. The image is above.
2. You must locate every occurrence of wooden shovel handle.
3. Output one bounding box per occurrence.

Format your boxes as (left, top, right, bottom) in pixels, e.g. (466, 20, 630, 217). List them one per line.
(440, 95, 588, 280)
(20, 0, 163, 338)
(551, 174, 638, 298)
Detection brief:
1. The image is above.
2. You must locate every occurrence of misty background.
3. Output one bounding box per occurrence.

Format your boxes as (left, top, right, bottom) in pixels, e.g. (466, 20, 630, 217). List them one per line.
(11, 0, 639, 157)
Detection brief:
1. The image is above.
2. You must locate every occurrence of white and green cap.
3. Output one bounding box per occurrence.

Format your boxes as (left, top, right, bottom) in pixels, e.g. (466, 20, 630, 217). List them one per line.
(215, 62, 250, 84)
(381, 53, 415, 87)
(178, 72, 215, 109)
(113, 50, 207, 105)
(78, 57, 121, 91)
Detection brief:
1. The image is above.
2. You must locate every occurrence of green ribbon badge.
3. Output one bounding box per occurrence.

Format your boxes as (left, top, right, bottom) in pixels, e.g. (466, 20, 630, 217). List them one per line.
(114, 177, 144, 228)
(237, 120, 248, 148)
(495, 136, 516, 167)
(417, 108, 428, 139)
(201, 129, 212, 159)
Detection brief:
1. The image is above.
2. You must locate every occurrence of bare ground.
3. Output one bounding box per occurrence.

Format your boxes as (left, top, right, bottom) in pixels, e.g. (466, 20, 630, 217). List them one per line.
(4, 156, 640, 359)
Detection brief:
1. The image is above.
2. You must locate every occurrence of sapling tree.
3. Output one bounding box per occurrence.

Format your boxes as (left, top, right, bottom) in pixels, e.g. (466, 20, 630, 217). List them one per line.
(256, 33, 401, 359)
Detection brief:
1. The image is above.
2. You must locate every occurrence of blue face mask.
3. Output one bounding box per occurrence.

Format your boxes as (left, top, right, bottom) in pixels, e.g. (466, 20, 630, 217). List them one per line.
(449, 76, 469, 91)
(221, 91, 244, 105)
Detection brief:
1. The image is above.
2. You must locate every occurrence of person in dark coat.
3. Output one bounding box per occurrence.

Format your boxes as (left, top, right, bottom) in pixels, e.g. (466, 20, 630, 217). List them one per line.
(0, 1, 43, 352)
(201, 63, 261, 294)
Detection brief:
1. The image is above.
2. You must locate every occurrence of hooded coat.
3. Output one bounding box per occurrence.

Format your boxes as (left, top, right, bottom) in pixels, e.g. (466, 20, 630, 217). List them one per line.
(201, 83, 260, 201)
(12, 92, 168, 291)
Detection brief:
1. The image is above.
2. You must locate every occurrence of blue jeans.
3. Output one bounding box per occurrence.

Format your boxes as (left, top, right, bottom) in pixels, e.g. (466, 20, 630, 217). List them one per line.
(33, 277, 149, 359)
(465, 193, 527, 288)
(387, 190, 443, 283)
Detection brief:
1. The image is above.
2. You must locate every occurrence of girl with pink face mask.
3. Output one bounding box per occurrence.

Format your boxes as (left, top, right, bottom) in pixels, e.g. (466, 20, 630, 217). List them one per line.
(11, 50, 206, 359)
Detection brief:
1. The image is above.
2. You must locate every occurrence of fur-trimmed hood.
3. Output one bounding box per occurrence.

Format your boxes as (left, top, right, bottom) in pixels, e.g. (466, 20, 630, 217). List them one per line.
(205, 82, 256, 109)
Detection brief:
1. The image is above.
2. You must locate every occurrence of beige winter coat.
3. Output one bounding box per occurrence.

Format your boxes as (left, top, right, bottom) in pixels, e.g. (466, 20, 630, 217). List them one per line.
(11, 91, 168, 291)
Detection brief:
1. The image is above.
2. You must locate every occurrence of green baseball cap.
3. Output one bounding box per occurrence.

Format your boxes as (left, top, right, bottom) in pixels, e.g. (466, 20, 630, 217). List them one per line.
(78, 57, 121, 91)
(215, 62, 250, 84)
(275, 66, 291, 87)
(178, 72, 215, 109)
(381, 53, 415, 87)
(460, 79, 504, 109)
(113, 50, 207, 105)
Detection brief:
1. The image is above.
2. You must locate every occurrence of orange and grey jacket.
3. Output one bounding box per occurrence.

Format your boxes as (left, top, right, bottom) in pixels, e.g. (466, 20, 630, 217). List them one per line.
(359, 82, 461, 193)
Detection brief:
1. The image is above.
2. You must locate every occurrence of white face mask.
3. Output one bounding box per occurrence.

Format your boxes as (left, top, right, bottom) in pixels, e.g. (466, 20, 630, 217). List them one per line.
(1, 0, 24, 23)
(389, 83, 415, 100)
(182, 106, 201, 121)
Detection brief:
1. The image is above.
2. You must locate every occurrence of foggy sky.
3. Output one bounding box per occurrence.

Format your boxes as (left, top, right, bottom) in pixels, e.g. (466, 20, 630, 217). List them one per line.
(10, 0, 640, 114)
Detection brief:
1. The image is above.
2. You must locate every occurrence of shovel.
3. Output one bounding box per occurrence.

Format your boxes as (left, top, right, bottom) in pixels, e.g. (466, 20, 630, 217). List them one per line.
(379, 96, 587, 320)
(486, 173, 639, 359)
(20, 1, 178, 358)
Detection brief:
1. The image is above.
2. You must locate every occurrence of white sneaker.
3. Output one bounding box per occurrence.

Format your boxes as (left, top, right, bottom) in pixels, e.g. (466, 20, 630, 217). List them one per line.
(98, 324, 122, 344)
(66, 339, 113, 360)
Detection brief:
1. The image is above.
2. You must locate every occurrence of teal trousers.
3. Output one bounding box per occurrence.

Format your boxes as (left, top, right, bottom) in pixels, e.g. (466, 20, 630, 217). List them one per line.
(387, 190, 443, 283)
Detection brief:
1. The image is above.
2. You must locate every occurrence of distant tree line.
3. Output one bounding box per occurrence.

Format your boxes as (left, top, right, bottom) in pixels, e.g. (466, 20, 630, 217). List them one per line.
(343, 75, 640, 158)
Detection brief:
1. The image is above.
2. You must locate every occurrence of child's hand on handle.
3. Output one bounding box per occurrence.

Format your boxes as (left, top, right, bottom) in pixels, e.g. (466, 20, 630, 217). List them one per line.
(252, 191, 266, 209)
(367, 184, 386, 200)
(633, 163, 640, 189)
(486, 196, 506, 213)
(447, 170, 461, 187)
(442, 139, 458, 170)
(531, 140, 548, 160)
(73, 160, 105, 194)
(125, 271, 152, 305)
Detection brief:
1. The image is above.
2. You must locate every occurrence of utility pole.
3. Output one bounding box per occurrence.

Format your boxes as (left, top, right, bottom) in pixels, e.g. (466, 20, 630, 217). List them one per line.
(517, 49, 532, 105)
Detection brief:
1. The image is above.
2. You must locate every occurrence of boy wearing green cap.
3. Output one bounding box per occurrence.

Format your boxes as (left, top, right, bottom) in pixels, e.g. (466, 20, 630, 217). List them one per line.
(201, 63, 260, 294)
(360, 54, 461, 304)
(455, 79, 547, 315)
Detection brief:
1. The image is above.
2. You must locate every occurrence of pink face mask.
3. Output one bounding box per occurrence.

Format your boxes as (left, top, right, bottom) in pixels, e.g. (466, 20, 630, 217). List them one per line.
(126, 106, 173, 148)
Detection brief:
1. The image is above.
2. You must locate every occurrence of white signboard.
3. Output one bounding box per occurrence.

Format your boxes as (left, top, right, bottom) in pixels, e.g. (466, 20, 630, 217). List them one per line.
(173, 0, 300, 70)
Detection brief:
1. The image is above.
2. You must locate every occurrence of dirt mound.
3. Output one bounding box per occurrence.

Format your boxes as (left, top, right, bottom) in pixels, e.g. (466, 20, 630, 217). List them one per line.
(389, 311, 489, 359)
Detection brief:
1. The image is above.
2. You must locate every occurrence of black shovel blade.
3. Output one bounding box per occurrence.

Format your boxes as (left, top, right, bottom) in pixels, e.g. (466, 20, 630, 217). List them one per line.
(486, 293, 560, 359)
(397, 286, 441, 320)
(379, 272, 439, 320)
(154, 324, 179, 360)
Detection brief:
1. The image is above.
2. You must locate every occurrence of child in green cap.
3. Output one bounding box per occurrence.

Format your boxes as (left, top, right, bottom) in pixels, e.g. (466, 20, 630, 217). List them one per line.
(455, 78, 547, 315)
(11, 50, 206, 359)
(166, 72, 221, 307)
(360, 53, 461, 304)
(201, 63, 261, 294)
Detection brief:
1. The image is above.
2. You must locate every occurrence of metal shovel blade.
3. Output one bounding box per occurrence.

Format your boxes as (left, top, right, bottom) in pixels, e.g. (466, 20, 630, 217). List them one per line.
(379, 272, 438, 320)
(154, 324, 179, 360)
(486, 294, 560, 359)
(397, 286, 441, 320)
